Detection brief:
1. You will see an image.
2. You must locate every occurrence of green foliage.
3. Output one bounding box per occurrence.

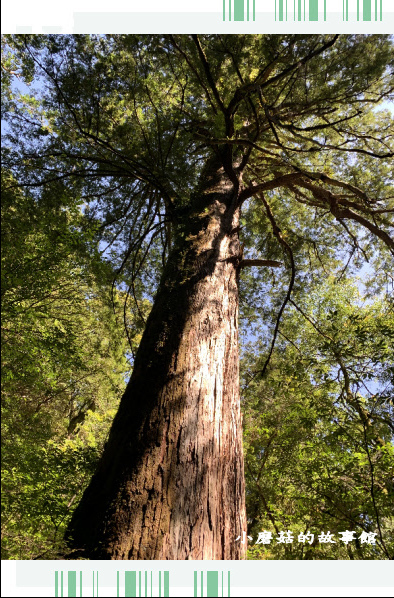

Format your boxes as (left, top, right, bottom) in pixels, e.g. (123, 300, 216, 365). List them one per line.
(1, 171, 140, 559)
(1, 34, 393, 559)
(242, 278, 393, 560)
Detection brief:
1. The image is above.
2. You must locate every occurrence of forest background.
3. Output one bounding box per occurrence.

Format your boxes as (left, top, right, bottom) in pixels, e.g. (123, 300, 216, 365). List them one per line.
(1, 34, 393, 561)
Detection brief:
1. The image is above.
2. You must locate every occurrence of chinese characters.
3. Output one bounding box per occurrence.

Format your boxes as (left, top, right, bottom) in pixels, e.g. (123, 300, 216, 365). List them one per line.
(236, 530, 377, 545)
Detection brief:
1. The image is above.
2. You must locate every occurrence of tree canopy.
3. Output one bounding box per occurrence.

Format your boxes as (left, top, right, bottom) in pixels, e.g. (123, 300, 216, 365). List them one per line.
(1, 34, 393, 560)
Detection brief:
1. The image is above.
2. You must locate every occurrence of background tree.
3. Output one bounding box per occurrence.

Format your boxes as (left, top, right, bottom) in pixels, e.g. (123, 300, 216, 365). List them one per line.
(242, 277, 393, 560)
(1, 34, 393, 560)
(1, 170, 144, 558)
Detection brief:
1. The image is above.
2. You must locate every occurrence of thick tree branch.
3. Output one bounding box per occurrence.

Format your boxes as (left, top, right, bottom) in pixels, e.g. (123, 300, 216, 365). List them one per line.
(239, 173, 303, 203)
(296, 180, 394, 254)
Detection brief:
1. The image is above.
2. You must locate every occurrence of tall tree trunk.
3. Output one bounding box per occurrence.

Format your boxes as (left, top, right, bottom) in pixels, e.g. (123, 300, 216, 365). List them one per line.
(66, 159, 247, 559)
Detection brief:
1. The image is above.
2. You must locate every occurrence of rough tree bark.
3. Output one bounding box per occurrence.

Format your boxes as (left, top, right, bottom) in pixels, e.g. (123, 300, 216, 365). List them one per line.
(66, 157, 247, 559)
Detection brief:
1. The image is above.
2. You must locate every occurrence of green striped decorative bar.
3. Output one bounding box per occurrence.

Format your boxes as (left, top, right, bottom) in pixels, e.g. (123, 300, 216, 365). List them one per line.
(125, 571, 137, 597)
(68, 572, 76, 598)
(363, 0, 372, 19)
(207, 572, 218, 598)
(164, 572, 169, 598)
(55, 571, 83, 598)
(224, 0, 255, 20)
(234, 0, 244, 20)
(276, 0, 289, 20)
(309, 0, 318, 20)
(117, 571, 169, 597)
(224, 0, 383, 21)
(55, 569, 170, 597)
(194, 571, 231, 597)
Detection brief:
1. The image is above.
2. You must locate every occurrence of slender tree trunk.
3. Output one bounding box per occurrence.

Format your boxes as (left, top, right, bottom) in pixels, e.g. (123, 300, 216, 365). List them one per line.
(66, 159, 247, 559)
